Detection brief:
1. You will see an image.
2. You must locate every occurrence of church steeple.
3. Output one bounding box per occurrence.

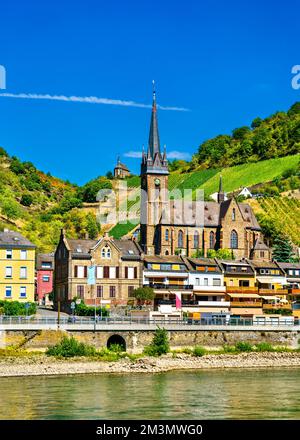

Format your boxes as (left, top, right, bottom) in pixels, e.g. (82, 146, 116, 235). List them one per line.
(217, 175, 225, 204)
(141, 82, 168, 175)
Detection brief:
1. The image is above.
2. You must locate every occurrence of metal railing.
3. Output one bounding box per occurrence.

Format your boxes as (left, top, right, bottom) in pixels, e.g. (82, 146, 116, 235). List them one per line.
(0, 315, 298, 327)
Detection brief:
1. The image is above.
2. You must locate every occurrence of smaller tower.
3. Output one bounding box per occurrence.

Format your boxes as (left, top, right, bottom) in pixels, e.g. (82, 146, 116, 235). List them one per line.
(217, 175, 225, 204)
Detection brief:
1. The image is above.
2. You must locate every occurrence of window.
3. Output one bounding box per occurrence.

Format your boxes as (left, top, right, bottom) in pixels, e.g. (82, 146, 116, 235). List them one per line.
(213, 278, 221, 286)
(165, 229, 169, 242)
(5, 286, 12, 298)
(101, 246, 111, 259)
(209, 231, 215, 249)
(20, 250, 27, 260)
(230, 230, 238, 249)
(5, 267, 12, 278)
(75, 266, 87, 278)
(204, 278, 208, 286)
(103, 266, 110, 278)
(42, 275, 50, 282)
(195, 278, 200, 286)
(41, 261, 52, 269)
(110, 267, 116, 279)
(128, 285, 135, 296)
(232, 208, 236, 221)
(127, 267, 134, 279)
(178, 230, 184, 248)
(161, 264, 172, 271)
(77, 285, 84, 299)
(109, 286, 116, 298)
(194, 231, 199, 249)
(6, 250, 12, 259)
(260, 251, 265, 258)
(165, 250, 169, 256)
(20, 286, 26, 298)
(97, 286, 103, 298)
(295, 270, 300, 276)
(20, 267, 27, 279)
(97, 266, 103, 278)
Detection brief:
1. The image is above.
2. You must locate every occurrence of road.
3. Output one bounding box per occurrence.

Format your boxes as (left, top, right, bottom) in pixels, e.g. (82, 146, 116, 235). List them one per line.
(35, 306, 69, 319)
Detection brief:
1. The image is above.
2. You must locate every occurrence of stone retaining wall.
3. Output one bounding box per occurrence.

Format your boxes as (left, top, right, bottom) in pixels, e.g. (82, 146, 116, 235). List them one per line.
(0, 329, 299, 353)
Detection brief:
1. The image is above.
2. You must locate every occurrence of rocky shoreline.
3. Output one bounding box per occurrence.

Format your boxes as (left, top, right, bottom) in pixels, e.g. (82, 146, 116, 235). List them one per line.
(1, 352, 300, 377)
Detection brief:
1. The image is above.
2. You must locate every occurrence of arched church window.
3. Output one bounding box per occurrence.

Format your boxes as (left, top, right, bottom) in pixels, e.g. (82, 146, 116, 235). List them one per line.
(165, 229, 169, 242)
(209, 231, 215, 249)
(230, 230, 238, 249)
(178, 230, 184, 248)
(232, 208, 236, 221)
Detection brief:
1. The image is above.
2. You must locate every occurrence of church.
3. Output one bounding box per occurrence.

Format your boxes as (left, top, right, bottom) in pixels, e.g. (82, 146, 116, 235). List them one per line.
(139, 87, 271, 261)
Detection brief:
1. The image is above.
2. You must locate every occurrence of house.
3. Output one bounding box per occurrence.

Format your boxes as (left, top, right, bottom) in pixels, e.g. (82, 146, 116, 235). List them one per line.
(0, 229, 36, 302)
(54, 230, 143, 312)
(238, 187, 252, 199)
(143, 255, 192, 308)
(36, 253, 54, 305)
(114, 157, 130, 179)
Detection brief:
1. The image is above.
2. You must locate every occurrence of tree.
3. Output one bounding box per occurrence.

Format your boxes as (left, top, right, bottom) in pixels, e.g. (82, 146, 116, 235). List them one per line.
(207, 249, 233, 260)
(272, 234, 295, 262)
(232, 126, 251, 140)
(106, 171, 113, 179)
(144, 327, 169, 356)
(251, 117, 263, 129)
(20, 194, 33, 207)
(86, 212, 100, 239)
(287, 102, 300, 117)
(132, 286, 155, 305)
(1, 199, 22, 220)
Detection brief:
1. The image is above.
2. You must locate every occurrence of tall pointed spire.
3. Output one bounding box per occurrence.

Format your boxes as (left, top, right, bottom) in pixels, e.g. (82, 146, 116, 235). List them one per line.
(217, 175, 225, 204)
(148, 80, 161, 159)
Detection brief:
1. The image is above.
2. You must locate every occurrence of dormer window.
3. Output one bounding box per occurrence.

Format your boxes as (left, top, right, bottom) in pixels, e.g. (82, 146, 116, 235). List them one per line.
(101, 245, 111, 259)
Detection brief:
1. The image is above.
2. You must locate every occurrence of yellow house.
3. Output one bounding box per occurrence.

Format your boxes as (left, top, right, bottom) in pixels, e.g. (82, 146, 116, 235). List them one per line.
(0, 229, 36, 302)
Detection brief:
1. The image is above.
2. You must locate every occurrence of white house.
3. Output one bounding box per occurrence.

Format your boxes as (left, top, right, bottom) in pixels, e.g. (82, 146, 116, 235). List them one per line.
(238, 187, 252, 198)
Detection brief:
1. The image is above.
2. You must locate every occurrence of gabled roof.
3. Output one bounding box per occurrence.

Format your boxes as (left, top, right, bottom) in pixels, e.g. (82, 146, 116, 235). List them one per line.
(0, 229, 36, 248)
(252, 238, 270, 251)
(115, 162, 129, 171)
(277, 262, 300, 270)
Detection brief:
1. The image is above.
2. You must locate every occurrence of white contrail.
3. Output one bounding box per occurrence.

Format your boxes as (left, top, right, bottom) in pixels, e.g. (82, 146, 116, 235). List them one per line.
(0, 92, 189, 111)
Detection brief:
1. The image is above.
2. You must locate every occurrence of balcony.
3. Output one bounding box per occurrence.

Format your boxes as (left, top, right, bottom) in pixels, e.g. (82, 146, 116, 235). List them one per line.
(226, 287, 258, 294)
(196, 301, 231, 307)
(230, 301, 262, 308)
(263, 303, 292, 310)
(146, 283, 193, 291)
(193, 285, 226, 293)
(259, 289, 288, 295)
(289, 288, 300, 295)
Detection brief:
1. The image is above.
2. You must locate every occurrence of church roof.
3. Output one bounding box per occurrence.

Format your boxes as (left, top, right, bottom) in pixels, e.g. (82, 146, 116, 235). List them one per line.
(252, 238, 270, 251)
(115, 162, 129, 171)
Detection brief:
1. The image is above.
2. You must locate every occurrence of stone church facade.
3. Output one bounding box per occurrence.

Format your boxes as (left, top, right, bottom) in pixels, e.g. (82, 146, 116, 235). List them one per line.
(139, 88, 271, 261)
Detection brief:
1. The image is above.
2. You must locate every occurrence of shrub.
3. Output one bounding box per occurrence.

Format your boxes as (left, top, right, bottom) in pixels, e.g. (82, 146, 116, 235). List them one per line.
(46, 336, 96, 357)
(193, 346, 206, 357)
(222, 345, 237, 353)
(235, 341, 253, 352)
(0, 300, 36, 316)
(143, 327, 169, 356)
(255, 342, 274, 352)
(109, 343, 124, 353)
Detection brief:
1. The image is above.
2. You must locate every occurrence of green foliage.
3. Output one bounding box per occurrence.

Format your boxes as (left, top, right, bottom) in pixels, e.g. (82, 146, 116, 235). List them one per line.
(20, 194, 33, 207)
(85, 212, 100, 239)
(46, 336, 96, 357)
(195, 103, 300, 168)
(0, 300, 36, 316)
(272, 234, 295, 262)
(143, 327, 170, 356)
(75, 302, 109, 317)
(193, 346, 206, 357)
(255, 342, 274, 352)
(207, 249, 234, 260)
(0, 198, 22, 219)
(132, 286, 155, 304)
(109, 343, 124, 353)
(79, 177, 112, 202)
(109, 220, 139, 239)
(222, 345, 237, 353)
(235, 341, 253, 352)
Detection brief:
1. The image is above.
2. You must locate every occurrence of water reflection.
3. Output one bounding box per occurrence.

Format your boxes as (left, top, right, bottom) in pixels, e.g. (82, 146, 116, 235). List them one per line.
(0, 368, 299, 419)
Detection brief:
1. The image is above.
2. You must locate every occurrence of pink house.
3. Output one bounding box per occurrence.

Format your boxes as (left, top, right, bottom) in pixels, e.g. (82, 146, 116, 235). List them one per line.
(36, 253, 54, 305)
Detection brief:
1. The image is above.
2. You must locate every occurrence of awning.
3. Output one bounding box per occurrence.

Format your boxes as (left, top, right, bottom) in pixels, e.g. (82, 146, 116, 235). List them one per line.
(256, 276, 283, 283)
(227, 293, 260, 299)
(260, 296, 280, 301)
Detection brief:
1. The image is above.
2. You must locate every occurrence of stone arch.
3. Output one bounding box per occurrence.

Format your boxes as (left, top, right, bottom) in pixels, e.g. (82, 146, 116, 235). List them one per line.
(107, 334, 126, 351)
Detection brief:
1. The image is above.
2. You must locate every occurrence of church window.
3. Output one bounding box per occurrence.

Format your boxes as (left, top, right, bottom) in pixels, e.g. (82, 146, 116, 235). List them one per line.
(209, 231, 215, 249)
(178, 230, 184, 248)
(232, 208, 236, 221)
(165, 229, 169, 242)
(101, 245, 111, 259)
(194, 231, 199, 249)
(230, 230, 238, 249)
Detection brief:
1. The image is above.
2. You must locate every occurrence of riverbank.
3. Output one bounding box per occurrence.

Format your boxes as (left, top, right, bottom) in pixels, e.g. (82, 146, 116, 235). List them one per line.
(1, 352, 300, 377)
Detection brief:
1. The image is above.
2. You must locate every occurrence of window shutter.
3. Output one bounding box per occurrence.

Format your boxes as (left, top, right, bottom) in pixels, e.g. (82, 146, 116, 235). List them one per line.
(84, 266, 88, 278)
(74, 266, 78, 277)
(104, 266, 109, 278)
(116, 267, 119, 278)
(134, 267, 138, 279)
(125, 267, 128, 279)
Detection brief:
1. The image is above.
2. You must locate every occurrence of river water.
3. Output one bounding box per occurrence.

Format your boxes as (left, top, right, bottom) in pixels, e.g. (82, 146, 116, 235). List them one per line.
(1, 368, 300, 419)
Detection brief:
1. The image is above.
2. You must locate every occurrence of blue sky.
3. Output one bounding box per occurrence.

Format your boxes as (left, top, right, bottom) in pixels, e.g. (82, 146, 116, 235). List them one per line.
(0, 0, 299, 184)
